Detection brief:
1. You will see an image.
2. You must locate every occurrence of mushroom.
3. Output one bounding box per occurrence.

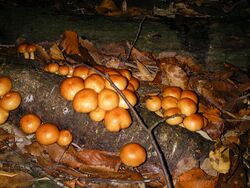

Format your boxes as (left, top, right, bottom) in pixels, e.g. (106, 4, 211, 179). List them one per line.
(84, 74, 105, 93)
(119, 143, 147, 167)
(161, 96, 178, 110)
(73, 66, 89, 80)
(0, 106, 9, 124)
(17, 43, 29, 59)
(72, 88, 98, 113)
(145, 96, 161, 112)
(163, 86, 182, 100)
(57, 130, 73, 146)
(163, 107, 183, 126)
(36, 123, 60, 145)
(20, 113, 41, 134)
(129, 77, 140, 91)
(60, 77, 85, 101)
(0, 91, 22, 111)
(177, 98, 197, 116)
(26, 44, 36, 60)
(0, 76, 12, 97)
(105, 75, 128, 91)
(180, 90, 198, 104)
(104, 107, 132, 132)
(183, 114, 204, 131)
(118, 89, 137, 109)
(89, 107, 106, 122)
(98, 88, 119, 111)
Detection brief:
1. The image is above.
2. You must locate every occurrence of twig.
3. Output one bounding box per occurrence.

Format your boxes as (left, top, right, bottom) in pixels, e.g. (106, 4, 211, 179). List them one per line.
(65, 57, 174, 188)
(0, 44, 15, 48)
(125, 16, 146, 61)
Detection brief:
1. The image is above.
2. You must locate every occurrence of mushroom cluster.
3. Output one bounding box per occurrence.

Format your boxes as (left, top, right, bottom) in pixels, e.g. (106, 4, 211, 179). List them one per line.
(60, 65, 139, 132)
(145, 86, 207, 132)
(19, 113, 73, 146)
(17, 43, 37, 60)
(44, 62, 74, 77)
(0, 76, 22, 125)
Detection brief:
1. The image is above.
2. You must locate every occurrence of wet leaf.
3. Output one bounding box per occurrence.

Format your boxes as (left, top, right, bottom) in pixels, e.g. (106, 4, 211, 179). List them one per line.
(209, 146, 230, 174)
(175, 168, 218, 188)
(60, 30, 80, 56)
(0, 171, 34, 188)
(76, 149, 121, 172)
(50, 43, 65, 60)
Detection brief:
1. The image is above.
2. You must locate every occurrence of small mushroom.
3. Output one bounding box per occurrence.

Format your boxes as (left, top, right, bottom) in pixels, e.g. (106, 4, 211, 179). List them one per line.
(17, 43, 29, 59)
(26, 44, 37, 60)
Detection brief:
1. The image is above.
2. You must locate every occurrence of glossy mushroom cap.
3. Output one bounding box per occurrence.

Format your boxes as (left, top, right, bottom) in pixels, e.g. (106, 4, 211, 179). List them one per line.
(0, 76, 12, 97)
(26, 44, 36, 53)
(72, 88, 98, 113)
(163, 86, 182, 100)
(17, 43, 28, 53)
(119, 143, 147, 167)
(104, 107, 132, 132)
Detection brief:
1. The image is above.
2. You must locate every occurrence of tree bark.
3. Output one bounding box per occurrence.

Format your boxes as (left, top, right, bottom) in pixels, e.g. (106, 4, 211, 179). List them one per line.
(0, 60, 213, 173)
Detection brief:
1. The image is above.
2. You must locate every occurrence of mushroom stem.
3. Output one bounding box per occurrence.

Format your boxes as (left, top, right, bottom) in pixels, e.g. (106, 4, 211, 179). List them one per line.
(24, 52, 29, 59)
(29, 52, 34, 60)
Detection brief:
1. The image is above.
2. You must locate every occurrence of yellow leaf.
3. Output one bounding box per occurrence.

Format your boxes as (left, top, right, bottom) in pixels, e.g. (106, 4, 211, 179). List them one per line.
(209, 146, 230, 174)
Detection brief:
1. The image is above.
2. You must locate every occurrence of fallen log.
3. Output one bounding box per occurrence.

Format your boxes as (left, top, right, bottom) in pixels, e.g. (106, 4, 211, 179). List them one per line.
(0, 59, 213, 176)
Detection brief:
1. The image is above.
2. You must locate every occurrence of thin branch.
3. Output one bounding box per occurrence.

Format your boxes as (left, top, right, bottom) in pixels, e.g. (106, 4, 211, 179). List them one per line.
(125, 16, 146, 61)
(65, 57, 174, 188)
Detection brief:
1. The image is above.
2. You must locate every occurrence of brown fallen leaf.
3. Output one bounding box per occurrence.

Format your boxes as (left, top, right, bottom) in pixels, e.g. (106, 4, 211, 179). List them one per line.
(175, 168, 218, 188)
(199, 103, 224, 139)
(135, 60, 155, 81)
(50, 43, 65, 60)
(36, 44, 51, 61)
(127, 43, 151, 62)
(0, 171, 34, 188)
(159, 57, 189, 89)
(175, 54, 201, 73)
(0, 128, 15, 150)
(76, 149, 121, 172)
(60, 30, 80, 56)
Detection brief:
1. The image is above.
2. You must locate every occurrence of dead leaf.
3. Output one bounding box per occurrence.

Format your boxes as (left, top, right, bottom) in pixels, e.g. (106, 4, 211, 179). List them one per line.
(209, 146, 230, 174)
(36, 44, 51, 61)
(76, 149, 121, 172)
(0, 171, 34, 188)
(44, 144, 83, 169)
(0, 128, 15, 150)
(105, 57, 122, 69)
(175, 54, 201, 73)
(50, 43, 65, 60)
(60, 30, 80, 55)
(199, 103, 222, 123)
(79, 38, 98, 53)
(159, 57, 189, 89)
(135, 60, 155, 81)
(127, 43, 151, 62)
(175, 168, 218, 188)
(99, 42, 126, 57)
